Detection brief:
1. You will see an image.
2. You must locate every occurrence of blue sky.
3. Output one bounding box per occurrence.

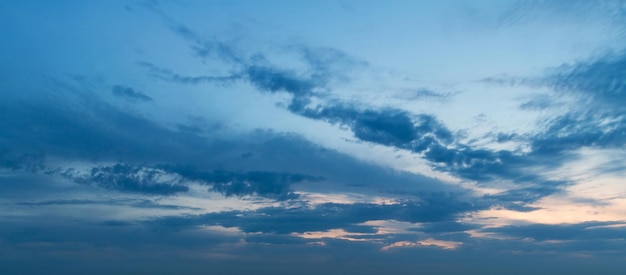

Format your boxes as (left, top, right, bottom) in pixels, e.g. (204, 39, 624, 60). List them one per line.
(1, 0, 626, 274)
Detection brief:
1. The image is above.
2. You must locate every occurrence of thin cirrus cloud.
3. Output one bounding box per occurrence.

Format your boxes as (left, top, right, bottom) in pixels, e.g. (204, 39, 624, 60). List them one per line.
(1, 0, 626, 274)
(111, 85, 153, 102)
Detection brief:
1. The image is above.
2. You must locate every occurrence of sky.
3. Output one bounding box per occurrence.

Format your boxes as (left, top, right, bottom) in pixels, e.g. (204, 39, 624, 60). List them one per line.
(1, 0, 626, 274)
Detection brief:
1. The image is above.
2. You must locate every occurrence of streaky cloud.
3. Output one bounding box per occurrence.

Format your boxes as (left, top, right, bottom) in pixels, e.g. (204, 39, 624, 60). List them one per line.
(546, 51, 626, 106)
(148, 192, 483, 234)
(295, 103, 568, 204)
(139, 62, 241, 85)
(77, 164, 188, 195)
(111, 85, 152, 102)
(142, 18, 574, 208)
(528, 52, 626, 155)
(142, 16, 577, 207)
(159, 165, 324, 200)
(484, 221, 626, 243)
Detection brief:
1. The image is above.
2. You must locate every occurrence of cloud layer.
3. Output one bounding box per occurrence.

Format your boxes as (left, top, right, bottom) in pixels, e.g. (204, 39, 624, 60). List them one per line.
(2, 1, 626, 274)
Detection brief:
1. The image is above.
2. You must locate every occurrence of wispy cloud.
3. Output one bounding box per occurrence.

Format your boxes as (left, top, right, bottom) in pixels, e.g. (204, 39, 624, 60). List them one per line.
(76, 164, 188, 195)
(111, 85, 153, 102)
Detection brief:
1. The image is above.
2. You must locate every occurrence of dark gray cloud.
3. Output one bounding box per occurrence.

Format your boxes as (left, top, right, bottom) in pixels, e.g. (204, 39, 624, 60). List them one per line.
(483, 52, 626, 155)
(484, 222, 626, 247)
(15, 158, 324, 199)
(294, 103, 569, 205)
(152, 25, 574, 206)
(148, 191, 483, 234)
(486, 51, 626, 154)
(530, 111, 625, 155)
(111, 85, 152, 102)
(0, 81, 211, 164)
(0, 74, 461, 203)
(140, 60, 324, 99)
(158, 165, 324, 200)
(299, 105, 507, 184)
(140, 18, 366, 104)
(144, 1, 626, 191)
(297, 105, 453, 149)
(458, 52, 626, 205)
(13, 197, 203, 211)
(143, 14, 557, 203)
(16, 199, 132, 206)
(144, 24, 572, 207)
(2, 80, 449, 183)
(525, 52, 626, 155)
(544, 51, 626, 105)
(245, 65, 317, 97)
(0, 151, 44, 172)
(3, 2, 626, 273)
(140, 53, 331, 100)
(483, 186, 558, 211)
(130, 14, 601, 214)
(0, 216, 248, 263)
(77, 164, 188, 195)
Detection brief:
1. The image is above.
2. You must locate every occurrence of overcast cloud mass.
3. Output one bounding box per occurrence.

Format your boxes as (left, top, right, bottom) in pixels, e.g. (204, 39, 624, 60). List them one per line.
(2, 1, 626, 274)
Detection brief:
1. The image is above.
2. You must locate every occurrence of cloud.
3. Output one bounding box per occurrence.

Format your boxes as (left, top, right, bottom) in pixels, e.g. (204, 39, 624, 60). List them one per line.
(0, 81, 212, 163)
(398, 89, 456, 101)
(463, 52, 626, 208)
(0, 73, 463, 207)
(11, 158, 323, 199)
(482, 221, 626, 250)
(525, 52, 626, 156)
(3, 1, 626, 273)
(147, 191, 483, 236)
(0, 75, 454, 187)
(482, 52, 626, 166)
(76, 164, 188, 195)
(417, 221, 478, 234)
(141, 12, 572, 206)
(140, 18, 365, 105)
(139, 62, 241, 85)
(295, 103, 569, 205)
(130, 10, 603, 214)
(140, 60, 325, 100)
(530, 112, 623, 155)
(552, 52, 626, 104)
(143, 20, 574, 207)
(292, 228, 376, 242)
(159, 165, 324, 200)
(418, 238, 463, 250)
(0, 151, 44, 172)
(111, 85, 152, 102)
(245, 65, 318, 96)
(124, 30, 598, 210)
(499, 0, 626, 30)
(518, 94, 559, 110)
(483, 186, 559, 211)
(15, 198, 203, 211)
(298, 105, 453, 149)
(381, 241, 420, 250)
